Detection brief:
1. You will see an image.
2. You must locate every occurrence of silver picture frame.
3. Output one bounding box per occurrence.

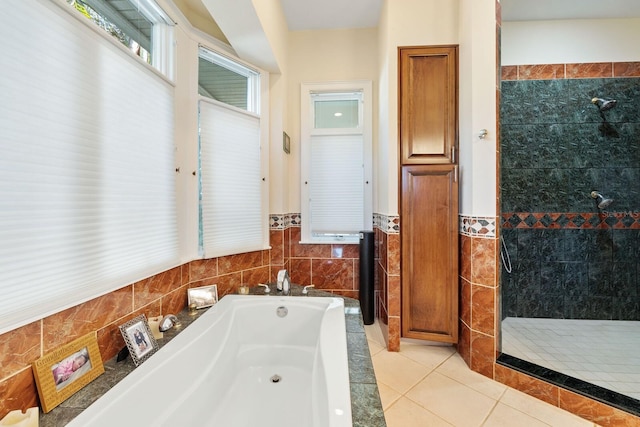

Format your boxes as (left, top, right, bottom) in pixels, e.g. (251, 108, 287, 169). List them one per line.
(119, 315, 159, 366)
(188, 284, 219, 309)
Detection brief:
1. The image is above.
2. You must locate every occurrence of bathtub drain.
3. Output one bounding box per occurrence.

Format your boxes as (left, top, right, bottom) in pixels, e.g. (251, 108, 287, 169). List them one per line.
(270, 374, 282, 383)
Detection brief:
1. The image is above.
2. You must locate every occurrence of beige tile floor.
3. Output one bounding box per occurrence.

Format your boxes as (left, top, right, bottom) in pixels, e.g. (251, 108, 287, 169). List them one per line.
(364, 322, 599, 427)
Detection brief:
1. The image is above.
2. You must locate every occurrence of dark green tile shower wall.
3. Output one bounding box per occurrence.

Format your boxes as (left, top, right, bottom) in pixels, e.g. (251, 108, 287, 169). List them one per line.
(500, 77, 640, 320)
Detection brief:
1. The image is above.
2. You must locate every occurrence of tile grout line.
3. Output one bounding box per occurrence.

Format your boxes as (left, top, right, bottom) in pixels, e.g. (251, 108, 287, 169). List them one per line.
(479, 399, 502, 427)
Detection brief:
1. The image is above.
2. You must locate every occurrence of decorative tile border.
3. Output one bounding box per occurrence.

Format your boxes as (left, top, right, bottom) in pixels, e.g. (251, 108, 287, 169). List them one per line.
(269, 214, 286, 230)
(269, 213, 301, 230)
(273, 213, 504, 235)
(374, 213, 400, 234)
(289, 213, 301, 227)
(459, 215, 497, 237)
(502, 61, 640, 81)
(502, 212, 640, 229)
(271, 213, 400, 234)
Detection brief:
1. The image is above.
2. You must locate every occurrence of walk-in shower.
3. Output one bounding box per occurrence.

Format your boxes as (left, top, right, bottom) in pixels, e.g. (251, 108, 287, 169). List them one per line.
(499, 70, 640, 409)
(500, 0, 640, 418)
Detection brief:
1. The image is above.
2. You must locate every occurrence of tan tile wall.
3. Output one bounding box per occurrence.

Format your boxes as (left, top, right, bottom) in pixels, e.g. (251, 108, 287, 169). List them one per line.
(277, 226, 361, 299)
(458, 230, 640, 426)
(502, 62, 640, 81)
(457, 234, 498, 379)
(374, 226, 401, 352)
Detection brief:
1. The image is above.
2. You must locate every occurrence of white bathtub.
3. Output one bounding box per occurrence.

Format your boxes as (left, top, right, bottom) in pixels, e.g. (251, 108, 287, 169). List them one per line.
(67, 295, 353, 427)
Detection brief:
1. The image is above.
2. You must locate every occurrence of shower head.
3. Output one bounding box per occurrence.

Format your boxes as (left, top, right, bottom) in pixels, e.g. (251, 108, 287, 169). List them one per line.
(590, 191, 614, 209)
(591, 97, 617, 112)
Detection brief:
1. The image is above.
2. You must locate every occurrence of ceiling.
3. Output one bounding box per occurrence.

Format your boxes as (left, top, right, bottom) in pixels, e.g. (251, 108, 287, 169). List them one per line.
(178, 0, 640, 40)
(279, 0, 383, 31)
(181, 0, 383, 32)
(502, 0, 640, 21)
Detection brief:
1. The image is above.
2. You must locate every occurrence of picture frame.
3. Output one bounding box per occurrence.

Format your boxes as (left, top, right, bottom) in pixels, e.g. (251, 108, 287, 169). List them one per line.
(119, 315, 159, 367)
(188, 284, 219, 309)
(32, 333, 105, 413)
(283, 131, 290, 154)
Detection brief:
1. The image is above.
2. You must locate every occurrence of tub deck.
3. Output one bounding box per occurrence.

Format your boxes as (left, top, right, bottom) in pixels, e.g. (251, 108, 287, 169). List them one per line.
(40, 285, 386, 427)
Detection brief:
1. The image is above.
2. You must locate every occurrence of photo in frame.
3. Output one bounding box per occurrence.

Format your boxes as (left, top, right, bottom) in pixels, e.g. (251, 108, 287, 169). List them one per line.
(32, 333, 105, 413)
(188, 284, 218, 309)
(119, 315, 159, 366)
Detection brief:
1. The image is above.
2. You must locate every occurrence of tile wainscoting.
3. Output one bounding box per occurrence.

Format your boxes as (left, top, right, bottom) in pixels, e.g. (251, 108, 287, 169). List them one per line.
(454, 215, 639, 427)
(269, 213, 361, 298)
(458, 214, 499, 380)
(4, 211, 637, 425)
(374, 214, 401, 352)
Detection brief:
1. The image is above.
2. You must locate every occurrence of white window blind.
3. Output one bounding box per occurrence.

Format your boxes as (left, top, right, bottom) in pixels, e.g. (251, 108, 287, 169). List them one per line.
(0, 0, 179, 334)
(310, 134, 365, 235)
(199, 100, 264, 258)
(301, 81, 373, 244)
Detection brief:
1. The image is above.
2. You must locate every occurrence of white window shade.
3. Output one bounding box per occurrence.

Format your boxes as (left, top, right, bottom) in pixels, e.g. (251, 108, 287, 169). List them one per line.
(199, 100, 264, 258)
(301, 81, 373, 244)
(0, 0, 179, 334)
(310, 135, 365, 236)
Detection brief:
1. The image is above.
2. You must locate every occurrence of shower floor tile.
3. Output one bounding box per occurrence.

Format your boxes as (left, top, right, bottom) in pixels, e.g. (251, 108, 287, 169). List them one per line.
(502, 317, 640, 400)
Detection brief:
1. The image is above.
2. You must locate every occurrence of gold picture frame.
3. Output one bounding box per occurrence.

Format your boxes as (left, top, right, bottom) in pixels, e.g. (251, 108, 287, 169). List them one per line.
(188, 284, 219, 309)
(119, 315, 159, 366)
(33, 333, 105, 413)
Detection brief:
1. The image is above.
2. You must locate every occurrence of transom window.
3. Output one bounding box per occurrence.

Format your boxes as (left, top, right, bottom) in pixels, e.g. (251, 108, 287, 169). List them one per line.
(198, 47, 260, 114)
(66, 0, 174, 77)
(313, 95, 360, 129)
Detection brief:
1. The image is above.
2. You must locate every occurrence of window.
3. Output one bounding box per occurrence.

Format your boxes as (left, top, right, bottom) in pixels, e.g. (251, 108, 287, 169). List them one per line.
(300, 81, 373, 244)
(198, 47, 260, 113)
(0, 0, 179, 334)
(198, 48, 267, 258)
(67, 0, 174, 77)
(314, 97, 360, 129)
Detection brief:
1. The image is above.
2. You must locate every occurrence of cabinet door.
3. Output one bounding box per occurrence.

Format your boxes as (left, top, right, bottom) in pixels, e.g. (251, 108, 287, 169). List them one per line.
(399, 46, 458, 165)
(401, 165, 459, 343)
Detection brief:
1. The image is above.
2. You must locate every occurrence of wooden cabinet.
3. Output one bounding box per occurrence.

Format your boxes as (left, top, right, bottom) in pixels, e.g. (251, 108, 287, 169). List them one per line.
(400, 46, 458, 165)
(399, 45, 459, 343)
(401, 165, 458, 342)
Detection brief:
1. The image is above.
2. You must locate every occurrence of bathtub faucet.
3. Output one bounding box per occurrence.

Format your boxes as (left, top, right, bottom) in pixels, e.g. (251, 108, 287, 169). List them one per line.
(277, 269, 291, 295)
(282, 272, 290, 295)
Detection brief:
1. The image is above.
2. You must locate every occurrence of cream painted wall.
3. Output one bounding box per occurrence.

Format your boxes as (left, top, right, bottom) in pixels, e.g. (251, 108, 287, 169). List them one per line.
(181, 0, 500, 219)
(502, 18, 640, 65)
(458, 0, 497, 217)
(171, 0, 228, 43)
(172, 22, 201, 261)
(377, 0, 460, 215)
(252, 0, 289, 69)
(268, 73, 289, 214)
(286, 28, 379, 212)
(251, 0, 291, 214)
(376, 0, 390, 217)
